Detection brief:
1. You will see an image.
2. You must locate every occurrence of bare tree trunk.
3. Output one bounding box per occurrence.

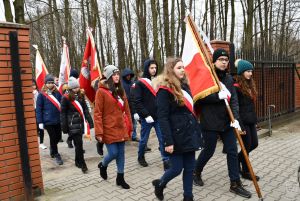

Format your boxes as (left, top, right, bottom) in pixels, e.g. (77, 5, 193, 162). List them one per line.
(180, 0, 186, 56)
(90, 0, 97, 33)
(170, 0, 175, 56)
(14, 0, 24, 23)
(158, 0, 165, 66)
(48, 0, 59, 73)
(136, 0, 148, 62)
(229, 0, 235, 42)
(151, 0, 162, 66)
(257, 0, 264, 55)
(3, 0, 13, 22)
(112, 0, 126, 68)
(268, 0, 273, 51)
(124, 0, 135, 69)
(209, 0, 215, 40)
(163, 0, 172, 57)
(278, 0, 287, 58)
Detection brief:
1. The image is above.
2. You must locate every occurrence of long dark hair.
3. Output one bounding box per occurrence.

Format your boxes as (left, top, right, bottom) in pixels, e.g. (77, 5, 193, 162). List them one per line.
(235, 75, 257, 101)
(106, 77, 124, 99)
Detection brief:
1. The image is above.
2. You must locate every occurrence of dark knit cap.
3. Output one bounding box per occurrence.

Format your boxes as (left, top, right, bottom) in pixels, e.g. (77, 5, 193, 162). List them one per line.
(235, 59, 254, 75)
(212, 48, 229, 63)
(70, 69, 79, 79)
(44, 74, 54, 83)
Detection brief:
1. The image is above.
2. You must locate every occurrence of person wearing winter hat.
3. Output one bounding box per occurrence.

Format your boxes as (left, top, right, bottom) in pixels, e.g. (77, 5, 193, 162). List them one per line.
(234, 59, 259, 181)
(61, 76, 94, 173)
(94, 65, 132, 189)
(193, 49, 252, 198)
(36, 74, 63, 165)
(134, 58, 170, 170)
(70, 68, 80, 79)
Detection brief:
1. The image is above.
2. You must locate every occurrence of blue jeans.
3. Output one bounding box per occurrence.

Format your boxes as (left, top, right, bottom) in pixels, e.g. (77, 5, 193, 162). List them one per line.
(195, 128, 240, 181)
(160, 152, 195, 198)
(138, 119, 168, 161)
(131, 118, 138, 140)
(102, 142, 125, 173)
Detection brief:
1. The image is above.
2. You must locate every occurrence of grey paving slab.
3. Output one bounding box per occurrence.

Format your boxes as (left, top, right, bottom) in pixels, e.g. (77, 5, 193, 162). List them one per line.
(35, 118, 300, 201)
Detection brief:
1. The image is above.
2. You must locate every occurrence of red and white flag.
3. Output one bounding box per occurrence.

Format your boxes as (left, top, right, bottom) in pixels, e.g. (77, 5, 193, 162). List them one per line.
(182, 16, 219, 102)
(79, 28, 102, 103)
(33, 45, 48, 90)
(58, 39, 71, 93)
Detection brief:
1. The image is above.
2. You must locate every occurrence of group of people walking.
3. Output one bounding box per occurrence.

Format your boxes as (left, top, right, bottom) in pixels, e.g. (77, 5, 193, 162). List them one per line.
(33, 48, 260, 201)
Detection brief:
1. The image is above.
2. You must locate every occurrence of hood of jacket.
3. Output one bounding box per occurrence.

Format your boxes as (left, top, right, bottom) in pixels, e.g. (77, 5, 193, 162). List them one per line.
(142, 59, 158, 79)
(121, 68, 134, 79)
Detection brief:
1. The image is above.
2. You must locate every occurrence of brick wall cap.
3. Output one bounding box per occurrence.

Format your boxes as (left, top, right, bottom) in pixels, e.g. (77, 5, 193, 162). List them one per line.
(0, 22, 29, 29)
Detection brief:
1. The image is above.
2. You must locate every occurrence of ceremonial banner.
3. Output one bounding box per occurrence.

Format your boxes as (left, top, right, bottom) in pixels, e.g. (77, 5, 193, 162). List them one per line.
(182, 16, 219, 102)
(58, 39, 71, 93)
(34, 46, 48, 90)
(79, 29, 102, 103)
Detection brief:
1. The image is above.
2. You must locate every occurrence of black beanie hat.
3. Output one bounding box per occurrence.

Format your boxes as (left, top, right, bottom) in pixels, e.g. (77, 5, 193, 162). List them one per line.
(70, 69, 79, 79)
(213, 48, 229, 63)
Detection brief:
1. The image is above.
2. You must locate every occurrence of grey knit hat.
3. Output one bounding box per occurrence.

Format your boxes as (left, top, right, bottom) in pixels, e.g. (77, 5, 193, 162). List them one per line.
(68, 77, 80, 89)
(103, 65, 119, 79)
(44, 74, 54, 83)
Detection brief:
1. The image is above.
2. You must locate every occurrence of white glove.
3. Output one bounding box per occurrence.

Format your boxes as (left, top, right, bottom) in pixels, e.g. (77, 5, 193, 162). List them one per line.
(133, 113, 140, 121)
(218, 90, 228, 100)
(38, 123, 44, 130)
(230, 119, 242, 131)
(145, 116, 154, 123)
(220, 82, 231, 97)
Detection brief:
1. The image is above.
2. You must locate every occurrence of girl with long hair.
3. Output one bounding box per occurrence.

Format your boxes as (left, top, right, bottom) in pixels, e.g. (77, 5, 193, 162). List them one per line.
(152, 57, 202, 201)
(94, 65, 132, 189)
(234, 59, 260, 181)
(60, 77, 94, 173)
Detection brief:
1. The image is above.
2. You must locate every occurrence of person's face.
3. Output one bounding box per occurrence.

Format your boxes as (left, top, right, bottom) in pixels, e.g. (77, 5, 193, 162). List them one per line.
(72, 87, 80, 93)
(214, 56, 229, 71)
(32, 83, 37, 90)
(46, 81, 55, 89)
(112, 72, 120, 84)
(54, 78, 59, 85)
(148, 64, 157, 76)
(173, 61, 185, 80)
(243, 70, 253, 80)
(126, 75, 131, 81)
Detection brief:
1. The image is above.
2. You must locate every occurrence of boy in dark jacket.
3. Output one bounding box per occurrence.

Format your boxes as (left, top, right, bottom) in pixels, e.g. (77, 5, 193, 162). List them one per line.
(193, 49, 252, 199)
(134, 59, 169, 169)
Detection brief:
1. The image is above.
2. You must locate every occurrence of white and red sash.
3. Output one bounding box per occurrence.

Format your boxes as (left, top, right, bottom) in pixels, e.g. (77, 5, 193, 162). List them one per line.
(139, 78, 156, 96)
(159, 86, 196, 116)
(42, 92, 61, 111)
(64, 95, 91, 140)
(100, 88, 131, 136)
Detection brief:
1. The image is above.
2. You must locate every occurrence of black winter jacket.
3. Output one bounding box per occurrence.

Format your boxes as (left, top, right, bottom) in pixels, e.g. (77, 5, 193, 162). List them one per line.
(195, 69, 239, 132)
(60, 95, 94, 136)
(134, 59, 158, 120)
(234, 85, 257, 128)
(157, 85, 203, 154)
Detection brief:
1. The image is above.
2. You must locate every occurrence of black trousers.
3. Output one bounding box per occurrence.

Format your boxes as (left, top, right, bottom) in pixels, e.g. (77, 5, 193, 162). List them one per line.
(44, 124, 61, 156)
(238, 124, 258, 173)
(73, 134, 85, 166)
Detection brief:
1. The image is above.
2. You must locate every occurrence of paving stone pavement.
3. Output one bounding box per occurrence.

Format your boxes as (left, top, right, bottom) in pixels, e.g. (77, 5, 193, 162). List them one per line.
(36, 118, 300, 201)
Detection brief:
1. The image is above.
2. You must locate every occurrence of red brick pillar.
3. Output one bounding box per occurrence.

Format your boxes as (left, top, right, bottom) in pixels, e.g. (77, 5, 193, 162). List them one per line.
(295, 64, 300, 109)
(0, 23, 43, 201)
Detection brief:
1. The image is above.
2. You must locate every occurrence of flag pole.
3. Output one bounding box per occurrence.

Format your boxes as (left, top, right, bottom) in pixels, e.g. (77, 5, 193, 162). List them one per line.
(186, 14, 263, 200)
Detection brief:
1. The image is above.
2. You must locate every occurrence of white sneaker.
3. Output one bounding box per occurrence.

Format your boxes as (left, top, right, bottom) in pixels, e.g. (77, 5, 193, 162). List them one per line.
(39, 144, 47, 149)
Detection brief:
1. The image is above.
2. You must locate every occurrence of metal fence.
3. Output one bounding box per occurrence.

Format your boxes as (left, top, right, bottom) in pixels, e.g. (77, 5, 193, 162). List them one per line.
(233, 49, 296, 122)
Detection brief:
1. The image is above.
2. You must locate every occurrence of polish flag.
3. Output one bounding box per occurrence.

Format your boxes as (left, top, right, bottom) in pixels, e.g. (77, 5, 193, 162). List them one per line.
(79, 28, 102, 103)
(33, 45, 48, 90)
(182, 16, 219, 102)
(58, 39, 71, 93)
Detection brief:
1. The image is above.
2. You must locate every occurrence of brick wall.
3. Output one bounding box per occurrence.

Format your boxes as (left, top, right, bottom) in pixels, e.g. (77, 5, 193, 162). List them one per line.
(296, 64, 300, 109)
(0, 23, 43, 201)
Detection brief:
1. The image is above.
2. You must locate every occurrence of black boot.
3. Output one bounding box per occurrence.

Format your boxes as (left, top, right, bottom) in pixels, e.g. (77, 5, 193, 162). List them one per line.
(152, 179, 164, 200)
(183, 195, 194, 201)
(138, 156, 148, 167)
(230, 180, 252, 198)
(54, 153, 63, 165)
(241, 172, 260, 181)
(116, 173, 130, 189)
(98, 162, 107, 180)
(193, 171, 204, 186)
(81, 162, 88, 174)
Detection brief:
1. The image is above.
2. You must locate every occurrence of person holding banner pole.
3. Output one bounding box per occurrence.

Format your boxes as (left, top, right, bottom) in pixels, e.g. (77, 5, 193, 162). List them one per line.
(60, 77, 94, 173)
(193, 49, 252, 198)
(36, 74, 63, 165)
(94, 65, 132, 189)
(152, 58, 202, 201)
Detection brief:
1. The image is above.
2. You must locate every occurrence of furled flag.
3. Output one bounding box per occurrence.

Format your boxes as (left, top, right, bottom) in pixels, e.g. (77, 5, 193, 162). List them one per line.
(182, 15, 219, 102)
(79, 28, 102, 103)
(33, 45, 48, 90)
(58, 37, 71, 93)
